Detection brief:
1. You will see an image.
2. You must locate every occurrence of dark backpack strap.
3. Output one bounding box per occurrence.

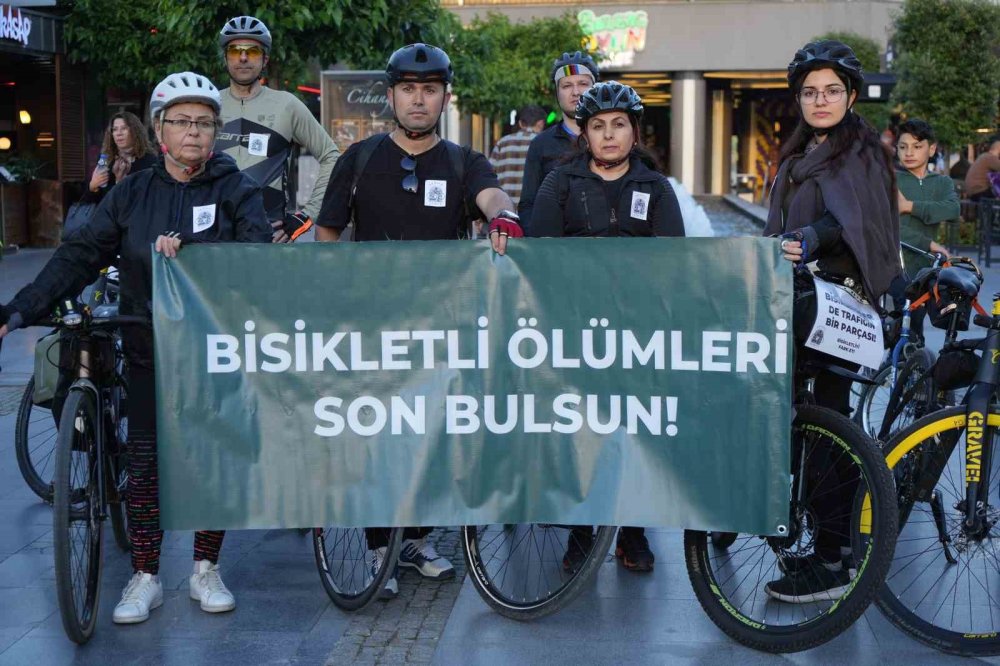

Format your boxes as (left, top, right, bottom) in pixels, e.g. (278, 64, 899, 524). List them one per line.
(443, 140, 473, 239)
(349, 133, 390, 241)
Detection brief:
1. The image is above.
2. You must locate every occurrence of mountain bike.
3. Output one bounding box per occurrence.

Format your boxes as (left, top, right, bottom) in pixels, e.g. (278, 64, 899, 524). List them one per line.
(684, 269, 898, 652)
(877, 287, 1000, 656)
(42, 306, 139, 643)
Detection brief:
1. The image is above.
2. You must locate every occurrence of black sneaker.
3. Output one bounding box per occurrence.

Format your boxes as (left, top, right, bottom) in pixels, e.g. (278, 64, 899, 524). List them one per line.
(615, 528, 654, 572)
(562, 527, 594, 574)
(779, 552, 856, 578)
(765, 564, 851, 604)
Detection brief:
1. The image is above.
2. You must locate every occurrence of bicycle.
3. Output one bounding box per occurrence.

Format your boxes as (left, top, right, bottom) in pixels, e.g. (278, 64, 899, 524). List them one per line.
(42, 305, 139, 643)
(877, 279, 1000, 656)
(683, 269, 898, 652)
(312, 526, 402, 611)
(15, 267, 120, 504)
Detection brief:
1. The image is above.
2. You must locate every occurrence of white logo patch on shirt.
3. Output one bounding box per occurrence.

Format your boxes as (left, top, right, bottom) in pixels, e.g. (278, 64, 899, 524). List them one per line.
(424, 180, 447, 208)
(247, 132, 270, 157)
(630, 191, 650, 221)
(192, 204, 216, 233)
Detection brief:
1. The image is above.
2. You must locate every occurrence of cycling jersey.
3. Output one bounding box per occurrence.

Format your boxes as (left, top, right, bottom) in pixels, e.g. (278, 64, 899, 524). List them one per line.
(217, 86, 340, 221)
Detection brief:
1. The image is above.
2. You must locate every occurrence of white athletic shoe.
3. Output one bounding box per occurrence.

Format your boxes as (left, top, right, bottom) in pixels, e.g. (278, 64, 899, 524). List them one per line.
(399, 537, 455, 580)
(189, 560, 236, 613)
(113, 572, 163, 624)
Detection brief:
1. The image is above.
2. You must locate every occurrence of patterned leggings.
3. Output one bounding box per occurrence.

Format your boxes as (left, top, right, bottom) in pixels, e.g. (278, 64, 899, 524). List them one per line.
(128, 364, 224, 574)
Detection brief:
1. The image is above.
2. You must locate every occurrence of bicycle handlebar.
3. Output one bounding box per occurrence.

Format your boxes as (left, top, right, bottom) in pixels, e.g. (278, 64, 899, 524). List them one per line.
(34, 315, 150, 330)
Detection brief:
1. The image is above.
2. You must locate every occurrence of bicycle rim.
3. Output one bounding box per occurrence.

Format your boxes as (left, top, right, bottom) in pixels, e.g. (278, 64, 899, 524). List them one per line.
(684, 405, 896, 652)
(878, 406, 1000, 655)
(313, 527, 402, 611)
(52, 390, 103, 644)
(15, 377, 57, 503)
(462, 524, 615, 620)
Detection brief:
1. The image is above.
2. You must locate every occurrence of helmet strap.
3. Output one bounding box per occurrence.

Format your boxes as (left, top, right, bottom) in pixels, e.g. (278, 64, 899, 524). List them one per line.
(161, 144, 210, 177)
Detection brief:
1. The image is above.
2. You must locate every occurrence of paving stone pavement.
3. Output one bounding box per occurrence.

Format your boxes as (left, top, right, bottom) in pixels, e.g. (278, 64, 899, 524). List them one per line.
(323, 529, 465, 665)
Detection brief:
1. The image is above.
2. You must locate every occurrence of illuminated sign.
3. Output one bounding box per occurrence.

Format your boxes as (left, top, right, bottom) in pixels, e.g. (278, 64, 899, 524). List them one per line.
(578, 9, 648, 68)
(0, 5, 31, 47)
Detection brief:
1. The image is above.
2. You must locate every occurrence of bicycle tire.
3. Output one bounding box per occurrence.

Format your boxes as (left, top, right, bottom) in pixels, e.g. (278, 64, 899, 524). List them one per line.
(106, 377, 129, 553)
(52, 389, 104, 644)
(709, 531, 738, 549)
(877, 406, 1000, 656)
(684, 405, 897, 653)
(856, 364, 892, 437)
(313, 527, 402, 611)
(462, 524, 615, 621)
(15, 377, 57, 503)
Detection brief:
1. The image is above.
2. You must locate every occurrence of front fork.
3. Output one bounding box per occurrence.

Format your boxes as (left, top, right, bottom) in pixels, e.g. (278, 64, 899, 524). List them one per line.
(962, 325, 1000, 533)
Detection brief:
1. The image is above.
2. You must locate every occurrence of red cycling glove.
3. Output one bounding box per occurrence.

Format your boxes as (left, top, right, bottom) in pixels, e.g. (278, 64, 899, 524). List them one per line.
(488, 211, 524, 238)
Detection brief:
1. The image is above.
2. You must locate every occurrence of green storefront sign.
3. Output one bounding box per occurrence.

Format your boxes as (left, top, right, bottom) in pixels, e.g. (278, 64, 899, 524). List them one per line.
(153, 238, 792, 533)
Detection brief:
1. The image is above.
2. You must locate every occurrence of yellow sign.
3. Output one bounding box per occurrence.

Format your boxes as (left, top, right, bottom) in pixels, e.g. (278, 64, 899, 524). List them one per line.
(578, 9, 648, 68)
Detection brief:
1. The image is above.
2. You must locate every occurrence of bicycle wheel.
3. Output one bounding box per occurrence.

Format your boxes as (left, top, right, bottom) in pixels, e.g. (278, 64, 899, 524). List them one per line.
(709, 531, 738, 549)
(52, 389, 104, 644)
(684, 405, 897, 653)
(15, 378, 57, 503)
(877, 406, 1000, 656)
(106, 378, 129, 553)
(859, 348, 938, 441)
(313, 527, 403, 611)
(462, 524, 615, 620)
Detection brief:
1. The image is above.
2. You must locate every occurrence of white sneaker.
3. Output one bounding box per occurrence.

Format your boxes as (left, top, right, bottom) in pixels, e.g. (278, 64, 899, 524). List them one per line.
(369, 546, 398, 600)
(399, 537, 455, 580)
(113, 572, 163, 624)
(189, 560, 235, 613)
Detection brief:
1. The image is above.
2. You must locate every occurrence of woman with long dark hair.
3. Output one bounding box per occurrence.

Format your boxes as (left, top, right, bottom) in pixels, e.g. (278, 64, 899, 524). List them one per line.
(83, 111, 156, 203)
(763, 40, 899, 603)
(524, 81, 684, 574)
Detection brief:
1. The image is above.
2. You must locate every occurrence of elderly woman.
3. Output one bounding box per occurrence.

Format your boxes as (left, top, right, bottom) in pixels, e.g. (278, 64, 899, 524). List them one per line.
(0, 72, 272, 625)
(83, 111, 156, 203)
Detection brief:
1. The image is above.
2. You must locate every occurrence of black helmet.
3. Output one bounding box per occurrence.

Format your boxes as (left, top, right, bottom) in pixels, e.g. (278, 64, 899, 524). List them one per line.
(386, 44, 453, 85)
(551, 51, 600, 84)
(575, 81, 643, 127)
(787, 40, 864, 91)
(219, 16, 272, 52)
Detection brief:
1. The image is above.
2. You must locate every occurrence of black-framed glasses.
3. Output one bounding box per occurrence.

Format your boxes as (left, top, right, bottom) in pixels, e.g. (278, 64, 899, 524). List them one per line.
(161, 118, 217, 133)
(401, 155, 418, 194)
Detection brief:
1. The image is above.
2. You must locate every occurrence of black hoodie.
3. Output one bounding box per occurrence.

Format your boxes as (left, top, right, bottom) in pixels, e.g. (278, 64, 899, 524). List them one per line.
(8, 152, 272, 364)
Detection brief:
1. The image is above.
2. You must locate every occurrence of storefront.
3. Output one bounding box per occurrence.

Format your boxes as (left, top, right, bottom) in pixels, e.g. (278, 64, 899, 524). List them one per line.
(0, 4, 88, 248)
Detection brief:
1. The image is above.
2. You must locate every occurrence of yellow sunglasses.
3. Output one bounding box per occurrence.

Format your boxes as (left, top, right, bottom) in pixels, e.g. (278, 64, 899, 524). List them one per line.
(226, 44, 265, 59)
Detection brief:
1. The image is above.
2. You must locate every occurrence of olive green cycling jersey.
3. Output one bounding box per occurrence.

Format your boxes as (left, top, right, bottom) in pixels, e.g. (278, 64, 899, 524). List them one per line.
(218, 86, 340, 221)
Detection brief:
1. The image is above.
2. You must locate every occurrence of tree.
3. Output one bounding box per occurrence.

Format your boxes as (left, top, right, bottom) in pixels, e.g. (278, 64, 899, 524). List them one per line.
(812, 31, 891, 131)
(65, 0, 450, 94)
(890, 0, 1000, 148)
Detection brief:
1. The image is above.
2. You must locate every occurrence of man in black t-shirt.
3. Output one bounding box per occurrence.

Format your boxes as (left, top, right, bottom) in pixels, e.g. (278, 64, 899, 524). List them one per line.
(316, 44, 522, 599)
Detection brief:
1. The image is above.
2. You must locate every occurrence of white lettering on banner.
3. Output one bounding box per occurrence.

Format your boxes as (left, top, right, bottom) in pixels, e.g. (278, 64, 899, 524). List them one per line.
(0, 6, 32, 47)
(805, 277, 884, 370)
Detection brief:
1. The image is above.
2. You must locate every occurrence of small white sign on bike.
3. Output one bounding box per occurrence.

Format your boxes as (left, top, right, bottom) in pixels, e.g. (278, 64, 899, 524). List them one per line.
(805, 276, 884, 370)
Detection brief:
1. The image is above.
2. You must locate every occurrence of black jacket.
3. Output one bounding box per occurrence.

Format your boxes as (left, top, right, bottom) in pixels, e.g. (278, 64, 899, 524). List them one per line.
(527, 154, 685, 238)
(518, 122, 576, 228)
(80, 153, 158, 205)
(8, 152, 271, 365)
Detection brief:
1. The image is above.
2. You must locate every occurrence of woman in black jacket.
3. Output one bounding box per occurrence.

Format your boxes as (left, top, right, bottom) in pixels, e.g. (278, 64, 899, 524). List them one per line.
(0, 71, 272, 626)
(762, 41, 898, 604)
(525, 81, 684, 575)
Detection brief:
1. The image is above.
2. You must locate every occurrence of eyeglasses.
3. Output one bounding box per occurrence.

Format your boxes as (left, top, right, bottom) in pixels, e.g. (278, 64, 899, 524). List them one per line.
(226, 44, 265, 59)
(799, 87, 847, 105)
(161, 118, 217, 133)
(401, 155, 418, 194)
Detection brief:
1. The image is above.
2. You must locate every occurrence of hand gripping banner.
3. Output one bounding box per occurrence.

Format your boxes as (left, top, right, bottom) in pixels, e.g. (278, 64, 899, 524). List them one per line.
(153, 238, 792, 532)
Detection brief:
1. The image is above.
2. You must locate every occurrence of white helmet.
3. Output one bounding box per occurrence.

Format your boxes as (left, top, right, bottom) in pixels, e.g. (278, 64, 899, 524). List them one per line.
(149, 72, 221, 124)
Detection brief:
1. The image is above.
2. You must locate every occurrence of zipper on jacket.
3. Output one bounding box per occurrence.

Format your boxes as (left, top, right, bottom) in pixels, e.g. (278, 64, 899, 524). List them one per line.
(610, 208, 619, 236)
(172, 181, 188, 234)
(581, 190, 592, 232)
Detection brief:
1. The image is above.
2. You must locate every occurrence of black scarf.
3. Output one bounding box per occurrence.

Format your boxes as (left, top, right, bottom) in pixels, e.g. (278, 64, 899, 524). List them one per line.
(764, 138, 899, 302)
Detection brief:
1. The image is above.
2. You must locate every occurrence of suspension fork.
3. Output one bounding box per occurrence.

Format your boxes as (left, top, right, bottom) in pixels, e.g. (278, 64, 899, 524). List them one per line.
(964, 326, 1000, 531)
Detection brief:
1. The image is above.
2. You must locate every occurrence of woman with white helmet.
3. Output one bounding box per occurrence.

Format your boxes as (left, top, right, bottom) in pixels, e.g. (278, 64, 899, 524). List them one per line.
(0, 71, 272, 625)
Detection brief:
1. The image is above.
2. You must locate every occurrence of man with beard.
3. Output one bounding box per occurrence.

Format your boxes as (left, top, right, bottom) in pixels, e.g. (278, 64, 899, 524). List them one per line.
(216, 15, 340, 242)
(315, 43, 521, 598)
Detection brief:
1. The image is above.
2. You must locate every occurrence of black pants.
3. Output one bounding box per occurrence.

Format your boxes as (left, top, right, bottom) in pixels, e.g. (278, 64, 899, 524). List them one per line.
(366, 527, 432, 550)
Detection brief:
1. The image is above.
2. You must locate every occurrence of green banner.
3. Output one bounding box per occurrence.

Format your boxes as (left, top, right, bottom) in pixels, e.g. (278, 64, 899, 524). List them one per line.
(153, 238, 792, 533)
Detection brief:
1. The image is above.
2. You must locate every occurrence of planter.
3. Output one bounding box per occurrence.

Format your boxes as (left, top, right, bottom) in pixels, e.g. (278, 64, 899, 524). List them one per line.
(28, 179, 64, 248)
(1, 182, 28, 248)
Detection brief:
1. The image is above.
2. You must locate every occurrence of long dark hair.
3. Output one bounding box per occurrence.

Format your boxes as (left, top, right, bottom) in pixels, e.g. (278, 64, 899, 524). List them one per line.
(561, 114, 663, 172)
(99, 111, 153, 160)
(779, 71, 894, 179)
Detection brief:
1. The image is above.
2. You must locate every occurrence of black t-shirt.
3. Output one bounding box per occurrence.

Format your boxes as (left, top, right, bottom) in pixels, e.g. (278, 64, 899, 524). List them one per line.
(317, 136, 500, 241)
(601, 174, 627, 210)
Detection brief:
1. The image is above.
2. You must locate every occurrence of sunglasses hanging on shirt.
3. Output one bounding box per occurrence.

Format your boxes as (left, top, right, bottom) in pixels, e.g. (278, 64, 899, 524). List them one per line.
(401, 155, 418, 194)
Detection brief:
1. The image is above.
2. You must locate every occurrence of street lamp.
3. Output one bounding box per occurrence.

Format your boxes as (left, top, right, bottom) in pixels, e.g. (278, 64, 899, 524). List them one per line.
(18, 110, 31, 125)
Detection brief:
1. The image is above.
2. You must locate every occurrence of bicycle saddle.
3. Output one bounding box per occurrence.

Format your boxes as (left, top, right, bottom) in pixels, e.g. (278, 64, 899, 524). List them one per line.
(935, 266, 981, 297)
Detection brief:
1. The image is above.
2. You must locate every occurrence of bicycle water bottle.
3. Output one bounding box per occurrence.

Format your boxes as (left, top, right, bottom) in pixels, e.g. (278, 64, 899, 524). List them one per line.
(96, 153, 110, 189)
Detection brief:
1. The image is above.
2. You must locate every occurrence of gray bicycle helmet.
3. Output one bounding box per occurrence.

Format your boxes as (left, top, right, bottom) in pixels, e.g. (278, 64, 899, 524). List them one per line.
(787, 40, 864, 91)
(551, 51, 600, 84)
(386, 43, 453, 85)
(219, 15, 272, 52)
(575, 81, 643, 127)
